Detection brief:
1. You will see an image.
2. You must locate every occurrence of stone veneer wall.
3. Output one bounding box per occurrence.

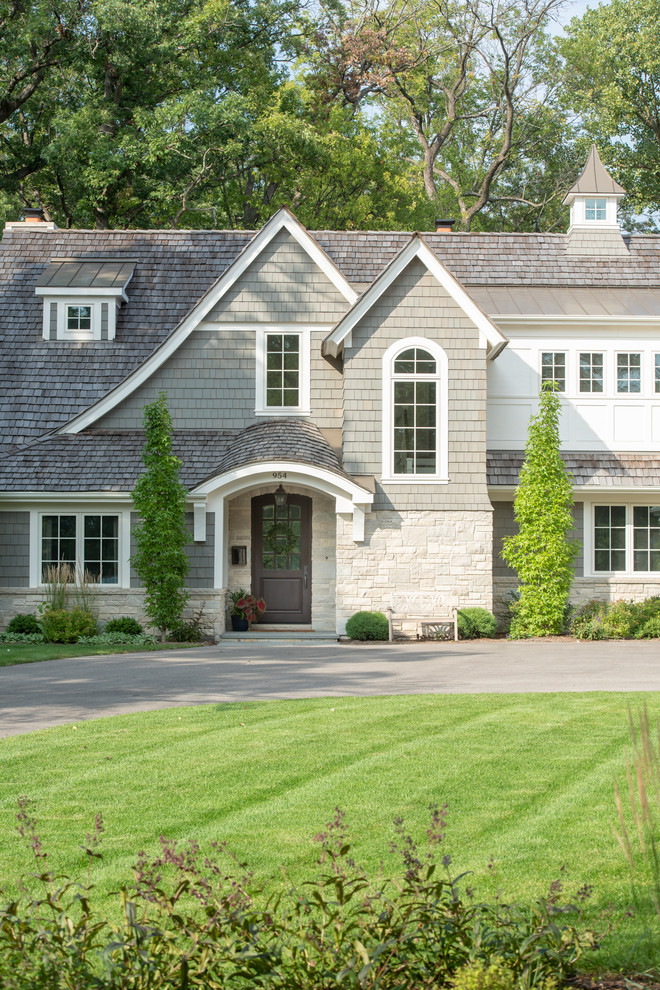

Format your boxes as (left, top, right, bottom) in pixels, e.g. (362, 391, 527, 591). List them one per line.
(0, 589, 221, 638)
(336, 508, 493, 634)
(494, 576, 660, 626)
(225, 486, 337, 631)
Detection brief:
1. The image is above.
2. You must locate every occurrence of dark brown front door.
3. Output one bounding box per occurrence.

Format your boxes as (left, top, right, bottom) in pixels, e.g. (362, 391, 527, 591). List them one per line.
(251, 494, 311, 623)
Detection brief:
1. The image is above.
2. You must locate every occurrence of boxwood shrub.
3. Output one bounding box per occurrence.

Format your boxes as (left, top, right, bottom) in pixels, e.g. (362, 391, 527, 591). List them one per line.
(345, 610, 389, 641)
(5, 613, 41, 635)
(457, 607, 498, 639)
(105, 616, 143, 636)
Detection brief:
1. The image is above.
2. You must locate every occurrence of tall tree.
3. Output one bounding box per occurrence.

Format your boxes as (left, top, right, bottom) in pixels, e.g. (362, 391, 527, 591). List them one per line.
(502, 385, 579, 638)
(303, 0, 569, 229)
(131, 393, 189, 641)
(561, 0, 660, 228)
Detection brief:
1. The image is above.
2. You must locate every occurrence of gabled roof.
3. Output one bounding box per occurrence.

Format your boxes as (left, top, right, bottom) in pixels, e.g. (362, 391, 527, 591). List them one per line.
(564, 144, 625, 202)
(62, 208, 357, 434)
(322, 233, 508, 359)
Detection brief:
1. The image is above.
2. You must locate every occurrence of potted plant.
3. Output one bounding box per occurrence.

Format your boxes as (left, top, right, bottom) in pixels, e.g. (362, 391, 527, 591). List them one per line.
(229, 589, 266, 631)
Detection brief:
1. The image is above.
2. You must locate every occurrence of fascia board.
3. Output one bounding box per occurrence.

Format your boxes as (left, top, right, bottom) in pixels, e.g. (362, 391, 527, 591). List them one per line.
(190, 460, 374, 504)
(323, 236, 507, 356)
(35, 286, 127, 298)
(495, 315, 660, 327)
(59, 209, 357, 435)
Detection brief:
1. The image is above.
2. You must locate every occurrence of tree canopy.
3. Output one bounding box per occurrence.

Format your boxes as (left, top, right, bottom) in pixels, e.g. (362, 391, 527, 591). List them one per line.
(1, 0, 658, 232)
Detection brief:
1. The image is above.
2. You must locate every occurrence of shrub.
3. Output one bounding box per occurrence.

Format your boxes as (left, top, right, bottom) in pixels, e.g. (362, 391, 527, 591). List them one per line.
(168, 620, 202, 642)
(457, 607, 497, 639)
(636, 616, 660, 639)
(2, 802, 597, 990)
(6, 614, 41, 635)
(105, 616, 143, 636)
(571, 597, 660, 640)
(345, 610, 389, 640)
(41, 607, 97, 643)
(0, 631, 45, 643)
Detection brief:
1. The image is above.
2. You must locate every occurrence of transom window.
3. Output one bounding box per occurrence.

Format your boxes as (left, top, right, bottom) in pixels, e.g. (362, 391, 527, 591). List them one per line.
(266, 333, 300, 407)
(383, 339, 447, 482)
(41, 513, 119, 583)
(585, 197, 607, 221)
(617, 353, 641, 393)
(593, 505, 660, 574)
(67, 305, 91, 332)
(579, 352, 603, 393)
(541, 352, 566, 391)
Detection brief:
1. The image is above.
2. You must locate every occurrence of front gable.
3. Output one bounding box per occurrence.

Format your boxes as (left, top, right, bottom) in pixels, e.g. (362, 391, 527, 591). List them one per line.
(61, 209, 357, 435)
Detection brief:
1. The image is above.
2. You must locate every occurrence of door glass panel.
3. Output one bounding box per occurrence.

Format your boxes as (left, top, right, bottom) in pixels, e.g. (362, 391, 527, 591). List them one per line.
(261, 501, 303, 570)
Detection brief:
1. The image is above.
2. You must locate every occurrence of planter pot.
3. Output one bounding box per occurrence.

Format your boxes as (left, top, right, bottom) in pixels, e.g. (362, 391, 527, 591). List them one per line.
(231, 615, 249, 632)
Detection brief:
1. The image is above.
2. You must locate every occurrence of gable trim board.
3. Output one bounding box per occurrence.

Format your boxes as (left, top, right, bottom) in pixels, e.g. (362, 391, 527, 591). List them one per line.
(322, 234, 508, 360)
(59, 209, 358, 435)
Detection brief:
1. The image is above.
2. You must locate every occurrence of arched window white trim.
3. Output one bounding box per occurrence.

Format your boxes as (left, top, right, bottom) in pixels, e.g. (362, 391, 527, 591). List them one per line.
(381, 337, 448, 484)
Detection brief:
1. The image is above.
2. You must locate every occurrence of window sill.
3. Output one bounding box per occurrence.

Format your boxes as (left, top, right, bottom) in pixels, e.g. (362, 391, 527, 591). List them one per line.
(254, 408, 311, 418)
(381, 476, 449, 485)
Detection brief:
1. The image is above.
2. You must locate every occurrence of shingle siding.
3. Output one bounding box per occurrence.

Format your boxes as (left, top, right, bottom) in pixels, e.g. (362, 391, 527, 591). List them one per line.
(0, 511, 30, 587)
(491, 500, 584, 578)
(207, 229, 349, 324)
(343, 259, 490, 511)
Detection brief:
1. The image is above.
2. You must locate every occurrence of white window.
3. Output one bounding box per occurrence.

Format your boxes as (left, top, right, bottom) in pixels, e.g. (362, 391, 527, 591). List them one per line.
(255, 327, 310, 416)
(39, 298, 116, 341)
(617, 353, 641, 393)
(382, 337, 448, 483)
(579, 352, 603, 393)
(40, 513, 120, 584)
(591, 504, 660, 574)
(585, 197, 607, 221)
(655, 354, 660, 394)
(541, 352, 566, 391)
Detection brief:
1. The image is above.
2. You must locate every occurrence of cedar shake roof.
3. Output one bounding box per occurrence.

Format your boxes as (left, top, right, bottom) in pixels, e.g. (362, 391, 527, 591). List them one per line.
(0, 422, 346, 492)
(488, 451, 660, 488)
(565, 144, 625, 198)
(3, 221, 660, 462)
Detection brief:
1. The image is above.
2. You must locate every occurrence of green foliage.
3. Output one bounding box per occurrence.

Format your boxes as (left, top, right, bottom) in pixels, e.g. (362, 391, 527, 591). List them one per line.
(0, 631, 45, 643)
(131, 394, 189, 640)
(41, 607, 97, 643)
(0, 802, 597, 989)
(6, 614, 41, 635)
(570, 597, 660, 640)
(76, 632, 157, 647)
(105, 617, 143, 636)
(457, 608, 498, 640)
(168, 620, 203, 642)
(502, 386, 579, 638)
(345, 610, 389, 640)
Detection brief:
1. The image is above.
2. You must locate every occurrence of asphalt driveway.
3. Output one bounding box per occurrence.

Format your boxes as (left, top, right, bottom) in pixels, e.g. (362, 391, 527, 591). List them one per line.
(1, 637, 659, 738)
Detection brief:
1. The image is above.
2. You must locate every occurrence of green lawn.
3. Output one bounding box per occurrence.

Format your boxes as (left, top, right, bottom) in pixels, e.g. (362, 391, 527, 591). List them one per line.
(1, 693, 658, 975)
(0, 641, 205, 666)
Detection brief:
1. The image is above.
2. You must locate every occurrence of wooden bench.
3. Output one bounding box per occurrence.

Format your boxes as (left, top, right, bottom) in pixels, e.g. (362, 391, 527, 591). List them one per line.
(386, 595, 458, 642)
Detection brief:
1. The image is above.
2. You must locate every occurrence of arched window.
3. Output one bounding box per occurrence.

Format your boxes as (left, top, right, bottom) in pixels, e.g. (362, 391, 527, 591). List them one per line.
(382, 338, 448, 482)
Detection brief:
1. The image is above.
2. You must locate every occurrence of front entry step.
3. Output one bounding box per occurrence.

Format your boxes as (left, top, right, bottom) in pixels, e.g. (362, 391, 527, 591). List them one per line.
(220, 625, 338, 643)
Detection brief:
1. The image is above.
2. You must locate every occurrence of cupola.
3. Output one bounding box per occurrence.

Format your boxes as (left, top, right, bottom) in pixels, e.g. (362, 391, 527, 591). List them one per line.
(563, 145, 628, 256)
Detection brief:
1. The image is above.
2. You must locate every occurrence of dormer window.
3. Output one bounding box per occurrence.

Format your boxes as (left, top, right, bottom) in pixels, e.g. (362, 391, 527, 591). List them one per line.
(585, 197, 607, 221)
(35, 257, 136, 341)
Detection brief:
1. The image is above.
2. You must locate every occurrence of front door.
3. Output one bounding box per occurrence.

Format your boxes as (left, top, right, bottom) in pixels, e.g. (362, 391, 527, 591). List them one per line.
(251, 494, 311, 623)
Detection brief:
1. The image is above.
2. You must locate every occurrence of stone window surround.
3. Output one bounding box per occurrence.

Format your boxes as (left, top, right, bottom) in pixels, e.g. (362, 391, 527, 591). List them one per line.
(584, 499, 660, 577)
(254, 325, 311, 417)
(381, 336, 448, 484)
(28, 505, 133, 588)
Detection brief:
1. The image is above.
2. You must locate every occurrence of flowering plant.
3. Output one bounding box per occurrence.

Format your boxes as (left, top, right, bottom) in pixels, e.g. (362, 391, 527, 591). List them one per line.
(229, 589, 266, 624)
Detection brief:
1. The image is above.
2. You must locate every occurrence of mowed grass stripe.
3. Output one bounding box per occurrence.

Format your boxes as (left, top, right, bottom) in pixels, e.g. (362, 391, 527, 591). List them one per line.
(1, 692, 659, 971)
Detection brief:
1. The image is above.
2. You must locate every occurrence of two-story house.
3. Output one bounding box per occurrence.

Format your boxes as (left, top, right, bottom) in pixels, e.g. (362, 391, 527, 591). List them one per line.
(1, 147, 658, 637)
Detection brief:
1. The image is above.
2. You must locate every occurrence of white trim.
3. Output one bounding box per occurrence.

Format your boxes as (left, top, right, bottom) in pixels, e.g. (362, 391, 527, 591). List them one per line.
(60, 209, 357, 434)
(193, 500, 207, 542)
(35, 286, 129, 301)
(381, 337, 449, 483)
(191, 460, 372, 506)
(323, 235, 507, 359)
(254, 327, 311, 416)
(583, 499, 660, 578)
(30, 508, 129, 588)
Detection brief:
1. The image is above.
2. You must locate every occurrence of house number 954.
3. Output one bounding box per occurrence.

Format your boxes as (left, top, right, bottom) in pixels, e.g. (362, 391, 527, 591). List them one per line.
(272, 472, 287, 479)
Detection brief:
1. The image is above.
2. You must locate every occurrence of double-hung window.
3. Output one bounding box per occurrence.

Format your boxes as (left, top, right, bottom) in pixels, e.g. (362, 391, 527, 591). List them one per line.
(256, 328, 310, 415)
(382, 338, 448, 482)
(41, 513, 119, 583)
(592, 504, 660, 574)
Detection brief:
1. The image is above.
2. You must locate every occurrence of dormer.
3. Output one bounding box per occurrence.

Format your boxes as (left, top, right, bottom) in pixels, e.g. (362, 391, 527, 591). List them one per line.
(35, 258, 136, 341)
(563, 145, 628, 257)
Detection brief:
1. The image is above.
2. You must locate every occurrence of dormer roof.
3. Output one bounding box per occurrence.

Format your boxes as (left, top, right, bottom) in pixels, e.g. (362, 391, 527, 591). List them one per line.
(35, 258, 136, 298)
(563, 145, 625, 204)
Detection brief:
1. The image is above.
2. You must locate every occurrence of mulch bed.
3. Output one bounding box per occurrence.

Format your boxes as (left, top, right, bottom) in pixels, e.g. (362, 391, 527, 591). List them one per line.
(568, 976, 660, 990)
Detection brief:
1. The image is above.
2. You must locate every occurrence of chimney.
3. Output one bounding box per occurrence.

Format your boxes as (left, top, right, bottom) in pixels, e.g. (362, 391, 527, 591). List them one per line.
(4, 206, 57, 232)
(435, 219, 455, 233)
